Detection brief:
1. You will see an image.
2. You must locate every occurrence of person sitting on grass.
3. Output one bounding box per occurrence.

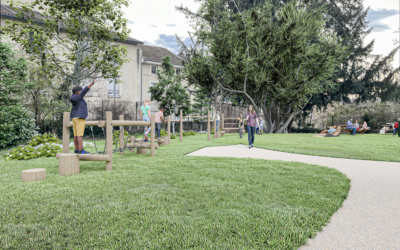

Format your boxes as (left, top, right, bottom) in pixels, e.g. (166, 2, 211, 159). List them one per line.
(155, 107, 167, 139)
(393, 121, 398, 135)
(69, 77, 96, 154)
(347, 118, 357, 135)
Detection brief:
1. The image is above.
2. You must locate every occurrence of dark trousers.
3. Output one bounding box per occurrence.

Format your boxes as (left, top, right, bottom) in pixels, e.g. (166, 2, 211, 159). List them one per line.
(239, 128, 243, 138)
(247, 125, 256, 145)
(155, 123, 161, 138)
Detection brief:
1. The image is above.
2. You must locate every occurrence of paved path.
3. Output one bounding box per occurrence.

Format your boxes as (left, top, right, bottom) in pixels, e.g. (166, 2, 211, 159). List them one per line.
(188, 145, 400, 249)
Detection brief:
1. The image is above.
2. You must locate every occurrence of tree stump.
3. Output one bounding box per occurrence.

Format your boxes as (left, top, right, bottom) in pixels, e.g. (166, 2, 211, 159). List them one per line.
(160, 136, 168, 145)
(216, 132, 220, 138)
(58, 153, 80, 176)
(22, 168, 46, 182)
(137, 148, 149, 154)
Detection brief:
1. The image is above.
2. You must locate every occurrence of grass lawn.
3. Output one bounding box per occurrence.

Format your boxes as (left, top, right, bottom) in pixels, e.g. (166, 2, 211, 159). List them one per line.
(0, 134, 350, 249)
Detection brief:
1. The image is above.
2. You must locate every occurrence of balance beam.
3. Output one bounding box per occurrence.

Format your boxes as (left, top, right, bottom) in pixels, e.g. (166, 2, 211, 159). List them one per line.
(97, 120, 151, 127)
(56, 153, 111, 162)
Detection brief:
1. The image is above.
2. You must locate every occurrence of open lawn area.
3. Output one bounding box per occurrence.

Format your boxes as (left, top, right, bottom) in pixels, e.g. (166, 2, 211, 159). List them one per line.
(0, 133, 355, 249)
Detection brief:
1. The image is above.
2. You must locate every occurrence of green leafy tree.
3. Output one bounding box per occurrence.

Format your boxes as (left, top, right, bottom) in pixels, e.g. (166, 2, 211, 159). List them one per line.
(0, 40, 31, 107)
(1, 0, 131, 87)
(177, 0, 348, 133)
(191, 86, 212, 131)
(149, 56, 191, 134)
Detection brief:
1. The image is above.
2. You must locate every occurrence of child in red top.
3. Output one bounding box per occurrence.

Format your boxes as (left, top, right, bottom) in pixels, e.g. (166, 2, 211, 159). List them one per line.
(393, 121, 398, 135)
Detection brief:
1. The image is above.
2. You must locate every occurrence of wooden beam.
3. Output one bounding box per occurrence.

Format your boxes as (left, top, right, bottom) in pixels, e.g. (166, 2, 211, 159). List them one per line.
(207, 111, 210, 141)
(119, 115, 124, 155)
(221, 113, 224, 131)
(106, 111, 113, 170)
(66, 120, 103, 128)
(63, 112, 70, 153)
(180, 110, 183, 141)
(167, 116, 171, 145)
(151, 114, 155, 157)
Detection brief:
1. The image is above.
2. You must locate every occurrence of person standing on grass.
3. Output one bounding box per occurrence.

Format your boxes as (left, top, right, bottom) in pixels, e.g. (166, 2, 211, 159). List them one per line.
(155, 107, 167, 139)
(216, 111, 220, 132)
(393, 121, 398, 135)
(69, 77, 96, 154)
(238, 116, 243, 139)
(347, 118, 357, 135)
(140, 98, 151, 132)
(259, 118, 264, 135)
(246, 105, 260, 149)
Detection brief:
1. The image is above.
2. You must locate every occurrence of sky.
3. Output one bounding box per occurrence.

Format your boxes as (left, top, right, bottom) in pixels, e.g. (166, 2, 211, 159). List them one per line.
(124, 0, 399, 68)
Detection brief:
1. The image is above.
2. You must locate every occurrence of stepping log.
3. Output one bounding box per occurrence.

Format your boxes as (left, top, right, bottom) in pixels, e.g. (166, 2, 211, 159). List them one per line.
(58, 153, 80, 176)
(216, 131, 220, 138)
(137, 148, 149, 154)
(22, 168, 46, 182)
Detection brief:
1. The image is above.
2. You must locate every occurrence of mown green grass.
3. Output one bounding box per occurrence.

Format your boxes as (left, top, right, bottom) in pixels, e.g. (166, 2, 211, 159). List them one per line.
(0, 134, 350, 249)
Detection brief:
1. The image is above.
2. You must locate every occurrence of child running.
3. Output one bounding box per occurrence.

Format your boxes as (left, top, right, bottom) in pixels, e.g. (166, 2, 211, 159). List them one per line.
(69, 77, 96, 154)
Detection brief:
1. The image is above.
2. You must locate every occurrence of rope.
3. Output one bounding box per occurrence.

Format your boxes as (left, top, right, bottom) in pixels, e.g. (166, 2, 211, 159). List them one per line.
(90, 126, 106, 155)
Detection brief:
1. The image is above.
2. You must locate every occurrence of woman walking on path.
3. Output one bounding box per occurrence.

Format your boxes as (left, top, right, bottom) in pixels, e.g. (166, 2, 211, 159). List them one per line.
(140, 98, 151, 131)
(246, 105, 259, 149)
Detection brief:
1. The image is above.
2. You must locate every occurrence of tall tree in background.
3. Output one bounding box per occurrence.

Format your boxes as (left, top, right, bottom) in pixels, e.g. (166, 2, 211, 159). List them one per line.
(177, 0, 348, 133)
(191, 86, 212, 131)
(149, 56, 191, 135)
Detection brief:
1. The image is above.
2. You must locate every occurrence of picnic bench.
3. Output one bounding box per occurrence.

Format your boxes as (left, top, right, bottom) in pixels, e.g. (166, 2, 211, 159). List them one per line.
(338, 125, 367, 135)
(380, 124, 393, 135)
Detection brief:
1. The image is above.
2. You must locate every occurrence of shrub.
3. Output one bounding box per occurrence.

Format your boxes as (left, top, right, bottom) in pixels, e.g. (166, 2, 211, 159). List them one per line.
(183, 131, 197, 136)
(113, 130, 129, 144)
(29, 133, 61, 147)
(160, 129, 168, 137)
(3, 143, 62, 161)
(170, 134, 176, 139)
(0, 104, 38, 148)
(210, 128, 214, 134)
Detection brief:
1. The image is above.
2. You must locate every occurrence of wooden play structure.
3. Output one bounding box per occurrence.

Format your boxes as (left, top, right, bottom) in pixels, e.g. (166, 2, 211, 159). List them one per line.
(55, 111, 167, 176)
(313, 126, 342, 137)
(217, 113, 246, 137)
(171, 110, 213, 141)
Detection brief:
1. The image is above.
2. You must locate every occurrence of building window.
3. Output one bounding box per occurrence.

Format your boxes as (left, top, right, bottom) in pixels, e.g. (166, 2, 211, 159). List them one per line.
(176, 69, 181, 75)
(151, 65, 158, 75)
(108, 78, 120, 96)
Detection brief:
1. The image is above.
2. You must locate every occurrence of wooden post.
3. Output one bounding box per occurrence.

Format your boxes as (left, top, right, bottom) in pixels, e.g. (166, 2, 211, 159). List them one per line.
(150, 114, 156, 157)
(105, 111, 112, 171)
(167, 116, 171, 145)
(63, 112, 70, 153)
(130, 136, 135, 152)
(221, 113, 224, 131)
(119, 115, 124, 155)
(214, 118, 216, 138)
(58, 153, 79, 176)
(22, 168, 46, 182)
(207, 111, 210, 141)
(180, 110, 183, 141)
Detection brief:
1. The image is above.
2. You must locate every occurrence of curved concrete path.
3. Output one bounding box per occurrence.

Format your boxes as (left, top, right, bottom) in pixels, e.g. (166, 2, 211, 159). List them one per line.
(188, 145, 400, 249)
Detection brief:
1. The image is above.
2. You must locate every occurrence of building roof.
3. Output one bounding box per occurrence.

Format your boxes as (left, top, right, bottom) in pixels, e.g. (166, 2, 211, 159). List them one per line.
(0, 4, 143, 45)
(138, 44, 184, 66)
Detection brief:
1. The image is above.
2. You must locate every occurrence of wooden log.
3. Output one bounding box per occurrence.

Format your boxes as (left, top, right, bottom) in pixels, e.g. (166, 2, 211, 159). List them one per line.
(111, 121, 151, 127)
(216, 131, 220, 138)
(119, 115, 124, 155)
(137, 148, 149, 154)
(130, 136, 135, 152)
(22, 168, 46, 182)
(180, 110, 183, 142)
(160, 136, 168, 146)
(56, 153, 111, 162)
(223, 128, 240, 130)
(182, 116, 207, 119)
(221, 113, 224, 132)
(63, 112, 70, 153)
(66, 120, 103, 128)
(106, 111, 113, 171)
(151, 114, 155, 157)
(214, 119, 216, 138)
(167, 116, 171, 145)
(58, 153, 79, 176)
(207, 111, 210, 141)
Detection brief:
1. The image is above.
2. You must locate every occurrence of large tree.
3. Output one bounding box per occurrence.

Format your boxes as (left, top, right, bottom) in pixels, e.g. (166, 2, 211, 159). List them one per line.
(177, 0, 348, 133)
(149, 56, 191, 134)
(1, 0, 131, 87)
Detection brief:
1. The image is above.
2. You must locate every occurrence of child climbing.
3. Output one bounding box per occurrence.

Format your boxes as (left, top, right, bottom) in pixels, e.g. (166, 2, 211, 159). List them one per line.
(69, 77, 96, 154)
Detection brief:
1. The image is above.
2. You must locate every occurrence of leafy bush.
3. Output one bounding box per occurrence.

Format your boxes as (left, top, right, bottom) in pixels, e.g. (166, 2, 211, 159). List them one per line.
(160, 129, 168, 137)
(329, 102, 400, 132)
(113, 130, 129, 144)
(3, 143, 62, 161)
(29, 133, 61, 147)
(210, 128, 214, 134)
(183, 131, 197, 136)
(170, 134, 176, 139)
(0, 104, 38, 148)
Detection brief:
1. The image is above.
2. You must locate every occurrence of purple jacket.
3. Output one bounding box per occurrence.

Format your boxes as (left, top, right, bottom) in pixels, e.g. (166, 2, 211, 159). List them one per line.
(69, 86, 89, 119)
(347, 120, 353, 128)
(246, 112, 257, 127)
